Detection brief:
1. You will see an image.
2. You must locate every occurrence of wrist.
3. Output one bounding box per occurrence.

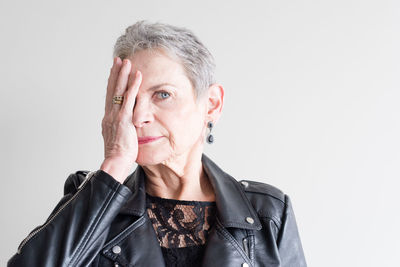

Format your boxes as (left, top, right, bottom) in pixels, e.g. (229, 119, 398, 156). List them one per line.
(100, 157, 133, 184)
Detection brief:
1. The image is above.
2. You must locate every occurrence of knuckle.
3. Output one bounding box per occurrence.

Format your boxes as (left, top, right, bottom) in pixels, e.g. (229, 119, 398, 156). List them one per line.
(101, 116, 112, 126)
(114, 81, 126, 92)
(101, 121, 108, 130)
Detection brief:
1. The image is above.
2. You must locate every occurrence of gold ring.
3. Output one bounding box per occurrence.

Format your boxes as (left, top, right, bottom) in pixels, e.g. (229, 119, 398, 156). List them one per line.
(112, 95, 124, 105)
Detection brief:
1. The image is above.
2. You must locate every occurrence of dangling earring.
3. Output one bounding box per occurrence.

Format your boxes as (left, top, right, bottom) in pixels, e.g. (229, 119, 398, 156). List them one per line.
(206, 121, 214, 144)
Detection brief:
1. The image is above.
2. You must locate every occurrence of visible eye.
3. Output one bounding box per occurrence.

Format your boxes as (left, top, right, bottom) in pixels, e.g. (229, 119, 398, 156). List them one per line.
(155, 91, 171, 100)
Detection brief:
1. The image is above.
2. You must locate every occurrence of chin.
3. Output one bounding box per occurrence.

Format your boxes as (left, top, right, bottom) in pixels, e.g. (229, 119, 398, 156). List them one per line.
(135, 147, 169, 166)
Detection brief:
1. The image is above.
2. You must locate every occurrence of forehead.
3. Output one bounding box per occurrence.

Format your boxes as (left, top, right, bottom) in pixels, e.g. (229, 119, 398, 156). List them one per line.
(128, 49, 192, 90)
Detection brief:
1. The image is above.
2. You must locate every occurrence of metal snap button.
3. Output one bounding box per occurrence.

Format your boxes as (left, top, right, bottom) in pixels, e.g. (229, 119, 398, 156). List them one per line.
(112, 245, 121, 254)
(246, 217, 254, 224)
(241, 181, 249, 188)
(242, 263, 249, 267)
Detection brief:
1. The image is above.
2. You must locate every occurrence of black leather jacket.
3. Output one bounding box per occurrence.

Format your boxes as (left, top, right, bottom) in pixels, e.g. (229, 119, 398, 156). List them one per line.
(8, 154, 306, 267)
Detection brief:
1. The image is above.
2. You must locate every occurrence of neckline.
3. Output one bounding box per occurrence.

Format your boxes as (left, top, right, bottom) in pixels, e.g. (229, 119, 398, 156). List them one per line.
(146, 192, 216, 206)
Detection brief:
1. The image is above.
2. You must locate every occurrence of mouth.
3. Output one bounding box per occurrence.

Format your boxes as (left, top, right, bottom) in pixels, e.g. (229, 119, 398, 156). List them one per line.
(138, 136, 163, 145)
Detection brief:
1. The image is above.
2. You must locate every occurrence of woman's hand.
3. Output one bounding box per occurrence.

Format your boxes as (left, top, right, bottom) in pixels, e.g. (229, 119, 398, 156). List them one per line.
(100, 57, 142, 183)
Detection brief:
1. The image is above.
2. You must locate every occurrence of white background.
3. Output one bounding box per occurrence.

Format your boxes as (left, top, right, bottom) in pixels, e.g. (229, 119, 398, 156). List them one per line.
(1, 0, 399, 266)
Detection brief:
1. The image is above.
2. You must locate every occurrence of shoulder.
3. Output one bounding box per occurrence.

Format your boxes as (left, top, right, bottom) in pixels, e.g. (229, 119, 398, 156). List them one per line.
(239, 179, 286, 202)
(238, 179, 290, 226)
(63, 170, 91, 195)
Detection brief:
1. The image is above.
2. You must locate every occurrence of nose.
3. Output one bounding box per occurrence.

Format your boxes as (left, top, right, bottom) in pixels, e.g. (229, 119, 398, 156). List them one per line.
(132, 97, 153, 128)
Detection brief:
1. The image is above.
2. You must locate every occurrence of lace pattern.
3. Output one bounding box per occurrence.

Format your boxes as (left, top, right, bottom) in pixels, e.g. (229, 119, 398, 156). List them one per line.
(146, 193, 216, 248)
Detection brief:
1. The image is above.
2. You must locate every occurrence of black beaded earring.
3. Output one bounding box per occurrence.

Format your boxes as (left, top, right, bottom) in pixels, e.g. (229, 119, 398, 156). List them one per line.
(206, 121, 214, 144)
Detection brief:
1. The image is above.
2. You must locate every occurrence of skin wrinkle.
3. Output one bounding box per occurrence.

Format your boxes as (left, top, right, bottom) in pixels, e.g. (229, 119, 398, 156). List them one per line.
(127, 48, 223, 202)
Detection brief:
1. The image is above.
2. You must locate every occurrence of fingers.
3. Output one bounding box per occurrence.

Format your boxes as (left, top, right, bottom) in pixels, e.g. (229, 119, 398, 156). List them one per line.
(105, 57, 122, 114)
(112, 59, 132, 113)
(121, 70, 142, 116)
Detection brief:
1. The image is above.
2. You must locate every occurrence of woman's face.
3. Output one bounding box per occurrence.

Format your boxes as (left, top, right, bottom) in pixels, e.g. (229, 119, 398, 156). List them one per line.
(128, 49, 208, 166)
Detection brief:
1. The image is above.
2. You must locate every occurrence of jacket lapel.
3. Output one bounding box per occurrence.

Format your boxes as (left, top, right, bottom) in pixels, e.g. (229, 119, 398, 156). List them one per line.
(101, 215, 166, 267)
(201, 154, 261, 230)
(100, 167, 165, 266)
(200, 154, 260, 267)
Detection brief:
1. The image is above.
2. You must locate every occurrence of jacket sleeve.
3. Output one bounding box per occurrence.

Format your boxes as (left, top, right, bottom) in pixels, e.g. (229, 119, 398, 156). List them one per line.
(277, 195, 307, 267)
(7, 170, 132, 267)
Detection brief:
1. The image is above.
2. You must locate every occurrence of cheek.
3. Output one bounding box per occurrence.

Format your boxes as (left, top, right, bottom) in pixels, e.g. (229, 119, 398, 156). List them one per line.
(164, 106, 204, 146)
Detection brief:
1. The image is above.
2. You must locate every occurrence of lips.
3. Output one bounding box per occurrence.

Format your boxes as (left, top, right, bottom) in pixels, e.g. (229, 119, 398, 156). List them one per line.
(138, 136, 163, 144)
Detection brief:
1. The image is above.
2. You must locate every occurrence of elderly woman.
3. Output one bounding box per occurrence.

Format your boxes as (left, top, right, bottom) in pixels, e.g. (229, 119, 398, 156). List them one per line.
(8, 21, 306, 267)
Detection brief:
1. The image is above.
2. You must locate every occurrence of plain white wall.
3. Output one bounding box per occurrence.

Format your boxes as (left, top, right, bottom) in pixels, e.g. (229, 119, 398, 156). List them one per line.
(1, 0, 399, 266)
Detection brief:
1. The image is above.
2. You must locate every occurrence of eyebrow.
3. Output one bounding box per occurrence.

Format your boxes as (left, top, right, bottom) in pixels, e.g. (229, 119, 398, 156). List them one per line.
(147, 83, 176, 91)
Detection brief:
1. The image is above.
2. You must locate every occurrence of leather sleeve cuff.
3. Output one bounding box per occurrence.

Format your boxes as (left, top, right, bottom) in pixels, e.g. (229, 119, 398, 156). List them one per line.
(92, 170, 133, 199)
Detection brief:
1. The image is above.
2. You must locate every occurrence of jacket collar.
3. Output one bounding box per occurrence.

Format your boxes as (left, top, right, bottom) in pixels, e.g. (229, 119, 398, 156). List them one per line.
(120, 153, 261, 230)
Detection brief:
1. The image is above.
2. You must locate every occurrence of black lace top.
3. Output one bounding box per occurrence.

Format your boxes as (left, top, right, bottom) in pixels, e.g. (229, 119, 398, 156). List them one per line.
(146, 193, 217, 267)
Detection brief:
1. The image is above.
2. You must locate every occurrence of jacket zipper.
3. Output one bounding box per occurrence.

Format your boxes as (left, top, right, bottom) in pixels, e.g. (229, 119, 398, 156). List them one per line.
(17, 170, 95, 254)
(242, 237, 249, 258)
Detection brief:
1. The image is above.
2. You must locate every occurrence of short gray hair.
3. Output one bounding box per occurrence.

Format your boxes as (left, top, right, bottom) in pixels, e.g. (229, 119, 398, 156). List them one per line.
(113, 20, 216, 98)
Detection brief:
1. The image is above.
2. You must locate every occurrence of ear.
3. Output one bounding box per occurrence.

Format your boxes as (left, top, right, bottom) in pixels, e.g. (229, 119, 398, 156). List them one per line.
(206, 83, 224, 123)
